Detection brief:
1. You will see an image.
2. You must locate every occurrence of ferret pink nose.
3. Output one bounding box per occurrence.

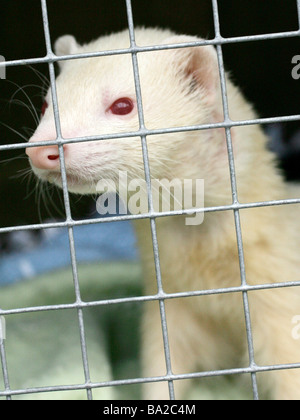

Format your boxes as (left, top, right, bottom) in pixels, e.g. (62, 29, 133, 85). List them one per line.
(26, 144, 60, 170)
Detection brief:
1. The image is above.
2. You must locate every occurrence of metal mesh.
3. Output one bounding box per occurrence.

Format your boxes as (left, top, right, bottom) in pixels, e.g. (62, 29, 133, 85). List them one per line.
(0, 0, 300, 400)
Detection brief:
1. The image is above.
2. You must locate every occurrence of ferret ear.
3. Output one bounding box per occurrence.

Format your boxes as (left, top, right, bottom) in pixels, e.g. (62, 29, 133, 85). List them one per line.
(54, 35, 79, 57)
(164, 36, 220, 105)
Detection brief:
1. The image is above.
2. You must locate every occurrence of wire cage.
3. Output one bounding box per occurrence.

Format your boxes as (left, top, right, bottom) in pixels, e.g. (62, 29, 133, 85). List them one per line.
(0, 0, 300, 400)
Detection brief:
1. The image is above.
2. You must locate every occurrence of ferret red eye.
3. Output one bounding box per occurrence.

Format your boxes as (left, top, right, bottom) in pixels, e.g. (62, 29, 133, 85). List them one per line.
(41, 100, 48, 116)
(109, 98, 134, 115)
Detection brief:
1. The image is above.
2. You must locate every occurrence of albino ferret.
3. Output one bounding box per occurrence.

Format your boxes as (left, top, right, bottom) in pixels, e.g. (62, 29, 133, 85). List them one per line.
(26, 28, 300, 400)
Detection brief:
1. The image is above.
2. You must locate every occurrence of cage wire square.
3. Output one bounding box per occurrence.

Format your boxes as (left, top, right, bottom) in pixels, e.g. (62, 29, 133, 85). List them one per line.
(0, 0, 300, 400)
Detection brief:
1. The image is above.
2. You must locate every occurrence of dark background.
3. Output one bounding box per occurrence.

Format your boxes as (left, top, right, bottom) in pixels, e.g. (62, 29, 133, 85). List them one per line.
(0, 0, 299, 231)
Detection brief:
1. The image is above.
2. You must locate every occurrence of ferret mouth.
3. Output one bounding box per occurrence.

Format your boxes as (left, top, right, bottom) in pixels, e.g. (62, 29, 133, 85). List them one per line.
(48, 172, 78, 186)
(45, 171, 94, 193)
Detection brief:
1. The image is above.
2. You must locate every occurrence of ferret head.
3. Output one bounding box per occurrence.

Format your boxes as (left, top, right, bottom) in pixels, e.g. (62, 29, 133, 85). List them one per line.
(26, 28, 228, 200)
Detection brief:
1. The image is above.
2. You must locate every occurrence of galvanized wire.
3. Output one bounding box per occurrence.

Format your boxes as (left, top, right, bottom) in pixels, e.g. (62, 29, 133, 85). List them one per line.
(0, 0, 300, 400)
(0, 320, 11, 401)
(211, 0, 259, 399)
(125, 0, 175, 400)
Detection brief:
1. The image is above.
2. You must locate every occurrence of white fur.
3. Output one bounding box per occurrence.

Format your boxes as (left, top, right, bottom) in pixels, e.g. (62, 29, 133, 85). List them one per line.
(27, 28, 300, 400)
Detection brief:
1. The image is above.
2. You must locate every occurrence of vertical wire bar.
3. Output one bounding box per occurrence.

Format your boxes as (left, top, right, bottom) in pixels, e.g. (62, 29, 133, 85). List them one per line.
(40, 0, 93, 400)
(211, 0, 259, 400)
(0, 321, 12, 401)
(125, 0, 176, 400)
(297, 0, 300, 28)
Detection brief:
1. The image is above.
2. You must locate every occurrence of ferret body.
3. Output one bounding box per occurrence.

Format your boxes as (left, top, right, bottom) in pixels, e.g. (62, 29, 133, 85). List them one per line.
(26, 28, 300, 400)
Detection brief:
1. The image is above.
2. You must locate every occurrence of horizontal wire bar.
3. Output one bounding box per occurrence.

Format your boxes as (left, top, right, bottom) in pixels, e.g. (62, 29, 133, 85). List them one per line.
(0, 28, 299, 69)
(2, 114, 300, 152)
(1, 277, 300, 317)
(1, 195, 300, 235)
(1, 360, 300, 398)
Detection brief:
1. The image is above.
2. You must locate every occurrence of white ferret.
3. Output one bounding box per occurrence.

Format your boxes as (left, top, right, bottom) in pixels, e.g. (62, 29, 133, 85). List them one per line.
(26, 28, 300, 400)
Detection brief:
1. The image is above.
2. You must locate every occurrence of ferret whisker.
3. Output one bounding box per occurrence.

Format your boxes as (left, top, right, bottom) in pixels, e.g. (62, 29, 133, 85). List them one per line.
(0, 121, 30, 142)
(35, 180, 58, 223)
(9, 98, 40, 126)
(27, 65, 50, 92)
(23, 127, 36, 137)
(10, 167, 33, 181)
(9, 83, 46, 101)
(43, 184, 66, 220)
(6, 80, 41, 125)
(20, 171, 38, 201)
(0, 154, 27, 165)
(29, 172, 68, 221)
(37, 181, 45, 223)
